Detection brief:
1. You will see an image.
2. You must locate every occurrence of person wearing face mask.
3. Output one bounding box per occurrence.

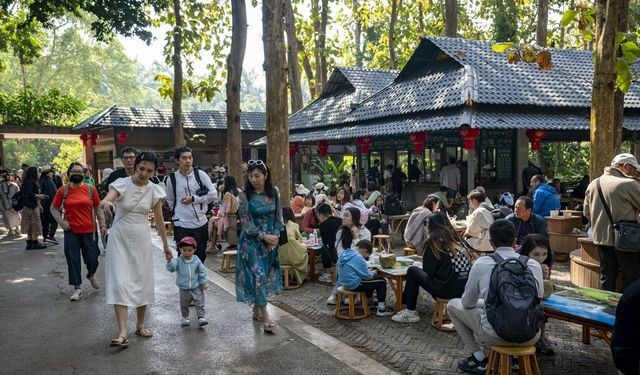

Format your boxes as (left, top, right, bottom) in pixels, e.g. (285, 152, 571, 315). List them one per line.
(51, 162, 105, 301)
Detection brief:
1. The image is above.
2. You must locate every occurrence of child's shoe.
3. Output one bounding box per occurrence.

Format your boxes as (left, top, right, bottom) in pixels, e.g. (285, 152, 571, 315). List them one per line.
(198, 317, 208, 327)
(376, 306, 394, 317)
(181, 318, 190, 326)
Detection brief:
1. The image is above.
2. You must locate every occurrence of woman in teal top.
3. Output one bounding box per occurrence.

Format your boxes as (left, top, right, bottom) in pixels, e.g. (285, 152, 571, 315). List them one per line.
(236, 160, 284, 333)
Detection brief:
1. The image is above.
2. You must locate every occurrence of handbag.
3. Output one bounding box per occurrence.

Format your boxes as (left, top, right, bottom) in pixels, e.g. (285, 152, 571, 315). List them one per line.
(596, 179, 640, 252)
(275, 190, 288, 246)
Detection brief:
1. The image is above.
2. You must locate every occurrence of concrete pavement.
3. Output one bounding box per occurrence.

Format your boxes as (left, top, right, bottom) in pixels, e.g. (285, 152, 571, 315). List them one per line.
(0, 231, 394, 375)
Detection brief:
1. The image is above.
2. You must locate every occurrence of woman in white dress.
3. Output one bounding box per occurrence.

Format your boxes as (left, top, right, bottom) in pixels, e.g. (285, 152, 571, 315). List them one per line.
(99, 152, 172, 347)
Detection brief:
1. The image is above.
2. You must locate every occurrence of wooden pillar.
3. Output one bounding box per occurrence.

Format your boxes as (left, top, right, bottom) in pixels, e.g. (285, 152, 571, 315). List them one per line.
(516, 129, 529, 195)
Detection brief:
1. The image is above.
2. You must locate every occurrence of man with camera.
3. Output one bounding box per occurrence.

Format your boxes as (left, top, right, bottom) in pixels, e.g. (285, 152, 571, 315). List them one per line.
(165, 146, 217, 263)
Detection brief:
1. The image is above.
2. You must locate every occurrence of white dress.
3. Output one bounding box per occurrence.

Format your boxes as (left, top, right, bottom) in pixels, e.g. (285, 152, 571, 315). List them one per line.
(105, 177, 166, 307)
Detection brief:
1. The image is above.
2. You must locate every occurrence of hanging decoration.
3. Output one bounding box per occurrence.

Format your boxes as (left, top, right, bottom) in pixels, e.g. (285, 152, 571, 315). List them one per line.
(289, 143, 299, 158)
(409, 132, 427, 154)
(117, 131, 127, 146)
(458, 125, 480, 150)
(526, 129, 547, 151)
(79, 134, 88, 147)
(318, 140, 329, 157)
(89, 132, 98, 146)
(356, 137, 373, 153)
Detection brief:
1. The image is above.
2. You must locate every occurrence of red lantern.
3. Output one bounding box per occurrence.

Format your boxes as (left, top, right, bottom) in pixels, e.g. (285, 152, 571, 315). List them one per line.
(117, 131, 127, 146)
(79, 134, 88, 147)
(289, 143, 299, 158)
(356, 137, 373, 153)
(526, 129, 547, 151)
(409, 132, 427, 154)
(458, 125, 480, 150)
(89, 132, 98, 146)
(318, 140, 329, 157)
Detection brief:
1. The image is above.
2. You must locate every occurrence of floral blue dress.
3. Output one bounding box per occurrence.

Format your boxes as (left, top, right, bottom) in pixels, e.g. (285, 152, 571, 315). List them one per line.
(235, 187, 284, 305)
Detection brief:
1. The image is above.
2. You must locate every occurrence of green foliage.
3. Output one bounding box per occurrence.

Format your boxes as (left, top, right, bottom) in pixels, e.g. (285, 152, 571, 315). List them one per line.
(530, 142, 590, 181)
(2, 139, 38, 169)
(311, 156, 351, 190)
(52, 141, 84, 173)
(491, 0, 517, 42)
(0, 88, 84, 126)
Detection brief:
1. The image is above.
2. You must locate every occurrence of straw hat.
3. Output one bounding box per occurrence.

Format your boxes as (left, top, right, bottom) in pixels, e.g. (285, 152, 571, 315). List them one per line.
(295, 184, 310, 195)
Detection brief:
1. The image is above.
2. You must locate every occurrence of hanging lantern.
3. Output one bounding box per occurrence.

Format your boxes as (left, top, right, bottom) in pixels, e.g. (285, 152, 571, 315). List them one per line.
(318, 140, 329, 157)
(289, 143, 299, 158)
(458, 125, 480, 150)
(356, 137, 373, 153)
(79, 134, 88, 147)
(117, 131, 127, 146)
(89, 132, 98, 146)
(526, 129, 547, 151)
(409, 132, 427, 154)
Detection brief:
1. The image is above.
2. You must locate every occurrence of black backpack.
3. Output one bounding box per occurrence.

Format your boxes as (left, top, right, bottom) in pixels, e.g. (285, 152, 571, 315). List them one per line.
(485, 253, 544, 343)
(492, 207, 513, 221)
(383, 193, 404, 216)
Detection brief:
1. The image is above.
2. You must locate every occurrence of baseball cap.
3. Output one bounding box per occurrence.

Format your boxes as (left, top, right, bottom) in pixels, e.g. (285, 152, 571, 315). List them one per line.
(611, 153, 640, 170)
(177, 236, 197, 248)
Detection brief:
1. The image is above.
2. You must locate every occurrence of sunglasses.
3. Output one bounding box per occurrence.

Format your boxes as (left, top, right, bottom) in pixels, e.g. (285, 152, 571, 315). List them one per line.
(138, 152, 157, 161)
(248, 160, 266, 167)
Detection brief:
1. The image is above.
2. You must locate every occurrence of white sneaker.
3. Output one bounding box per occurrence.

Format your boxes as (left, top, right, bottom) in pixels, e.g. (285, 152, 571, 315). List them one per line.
(391, 309, 420, 323)
(181, 318, 190, 326)
(70, 289, 82, 301)
(88, 276, 100, 289)
(198, 317, 208, 327)
(326, 295, 337, 305)
(318, 273, 332, 283)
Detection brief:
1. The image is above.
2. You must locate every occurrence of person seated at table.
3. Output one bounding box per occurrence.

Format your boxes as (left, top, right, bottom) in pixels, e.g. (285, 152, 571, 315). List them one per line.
(327, 207, 371, 304)
(519, 234, 555, 355)
(335, 186, 350, 213)
(301, 196, 325, 234)
(353, 189, 379, 235)
(431, 186, 451, 212)
(279, 207, 309, 282)
(612, 278, 640, 375)
(529, 174, 561, 218)
(363, 182, 382, 209)
(300, 194, 315, 216)
(403, 195, 440, 251)
(290, 184, 310, 214)
(505, 196, 548, 247)
(336, 239, 394, 317)
(464, 189, 495, 253)
(316, 203, 342, 283)
(447, 220, 544, 374)
(393, 212, 472, 323)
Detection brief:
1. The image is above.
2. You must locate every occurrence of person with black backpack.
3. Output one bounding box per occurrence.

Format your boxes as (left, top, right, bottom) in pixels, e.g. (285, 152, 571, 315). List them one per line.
(447, 219, 544, 375)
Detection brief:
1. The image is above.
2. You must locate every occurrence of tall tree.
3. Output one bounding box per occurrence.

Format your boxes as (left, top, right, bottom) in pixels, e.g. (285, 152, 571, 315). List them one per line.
(284, 0, 303, 113)
(350, 0, 364, 66)
(613, 0, 629, 155)
(493, 0, 518, 42)
(226, 0, 247, 180)
(590, 0, 619, 178)
(445, 0, 457, 37)
(389, 0, 401, 69)
(171, 0, 185, 147)
(263, 0, 291, 204)
(536, 0, 549, 46)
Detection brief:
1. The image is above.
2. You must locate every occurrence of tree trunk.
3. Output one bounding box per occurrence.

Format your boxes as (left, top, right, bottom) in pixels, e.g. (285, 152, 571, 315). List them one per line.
(613, 0, 629, 155)
(352, 0, 363, 67)
(312, 0, 322, 97)
(445, 0, 457, 37)
(389, 0, 401, 69)
(418, 1, 424, 36)
(263, 0, 291, 204)
(20, 62, 28, 93)
(299, 39, 316, 98)
(226, 0, 247, 181)
(172, 0, 186, 147)
(284, 0, 303, 113)
(590, 0, 619, 179)
(319, 0, 328, 90)
(536, 0, 548, 46)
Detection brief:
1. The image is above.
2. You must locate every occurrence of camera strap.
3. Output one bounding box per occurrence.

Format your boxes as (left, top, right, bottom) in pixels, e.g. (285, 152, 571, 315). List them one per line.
(170, 167, 206, 214)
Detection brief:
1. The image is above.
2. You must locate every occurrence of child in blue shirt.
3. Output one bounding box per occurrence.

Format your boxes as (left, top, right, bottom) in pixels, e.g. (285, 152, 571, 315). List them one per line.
(337, 239, 394, 317)
(166, 236, 209, 327)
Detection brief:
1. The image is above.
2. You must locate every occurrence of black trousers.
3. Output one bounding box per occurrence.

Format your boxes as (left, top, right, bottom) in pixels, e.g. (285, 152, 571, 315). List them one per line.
(64, 231, 100, 286)
(320, 245, 337, 269)
(403, 266, 438, 310)
(174, 223, 209, 263)
(350, 275, 387, 302)
(599, 245, 640, 292)
(365, 218, 381, 236)
(40, 204, 58, 239)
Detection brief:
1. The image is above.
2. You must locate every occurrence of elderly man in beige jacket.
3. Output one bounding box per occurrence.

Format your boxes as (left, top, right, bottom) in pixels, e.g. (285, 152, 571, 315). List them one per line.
(584, 153, 640, 292)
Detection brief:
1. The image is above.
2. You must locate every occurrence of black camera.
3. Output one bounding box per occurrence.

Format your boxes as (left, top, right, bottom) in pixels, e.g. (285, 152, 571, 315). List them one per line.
(195, 186, 209, 197)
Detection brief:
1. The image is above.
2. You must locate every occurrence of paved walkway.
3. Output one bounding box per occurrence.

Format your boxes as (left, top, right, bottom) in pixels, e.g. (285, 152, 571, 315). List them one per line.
(0, 230, 394, 375)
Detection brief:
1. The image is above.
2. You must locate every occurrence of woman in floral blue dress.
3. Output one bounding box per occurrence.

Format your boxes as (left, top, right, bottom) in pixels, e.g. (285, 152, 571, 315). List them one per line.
(236, 160, 284, 333)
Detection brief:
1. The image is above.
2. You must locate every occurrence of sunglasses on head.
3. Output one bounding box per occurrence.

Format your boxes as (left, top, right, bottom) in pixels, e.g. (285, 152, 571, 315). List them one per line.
(248, 160, 266, 167)
(138, 152, 156, 161)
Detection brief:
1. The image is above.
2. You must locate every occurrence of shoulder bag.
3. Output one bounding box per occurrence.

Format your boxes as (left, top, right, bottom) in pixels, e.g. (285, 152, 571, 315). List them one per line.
(596, 178, 640, 252)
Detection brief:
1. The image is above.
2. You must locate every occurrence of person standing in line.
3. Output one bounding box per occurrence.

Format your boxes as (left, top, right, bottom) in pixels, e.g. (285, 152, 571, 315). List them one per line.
(522, 160, 542, 196)
(408, 159, 423, 183)
(1, 170, 21, 235)
(39, 167, 59, 244)
(106, 147, 139, 189)
(51, 162, 104, 301)
(236, 160, 284, 333)
(584, 153, 640, 292)
(165, 146, 217, 263)
(99, 152, 171, 347)
(20, 167, 48, 250)
(440, 157, 461, 199)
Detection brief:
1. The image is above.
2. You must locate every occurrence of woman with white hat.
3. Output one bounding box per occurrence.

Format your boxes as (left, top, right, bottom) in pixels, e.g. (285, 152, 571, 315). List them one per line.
(291, 184, 310, 214)
(313, 182, 326, 196)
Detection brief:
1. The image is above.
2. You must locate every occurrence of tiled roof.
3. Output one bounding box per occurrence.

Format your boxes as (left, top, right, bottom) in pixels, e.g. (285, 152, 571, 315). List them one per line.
(426, 36, 640, 108)
(288, 67, 397, 130)
(74, 105, 266, 131)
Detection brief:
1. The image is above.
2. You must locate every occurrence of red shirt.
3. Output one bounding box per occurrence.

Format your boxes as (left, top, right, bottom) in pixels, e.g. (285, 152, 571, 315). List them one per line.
(52, 184, 101, 234)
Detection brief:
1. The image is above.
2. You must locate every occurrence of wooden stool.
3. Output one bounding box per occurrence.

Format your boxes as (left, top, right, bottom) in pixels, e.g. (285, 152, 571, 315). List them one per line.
(335, 286, 370, 320)
(403, 247, 416, 256)
(281, 265, 302, 289)
(486, 345, 541, 375)
(164, 221, 173, 235)
(431, 298, 455, 332)
(221, 250, 237, 273)
(372, 235, 392, 254)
